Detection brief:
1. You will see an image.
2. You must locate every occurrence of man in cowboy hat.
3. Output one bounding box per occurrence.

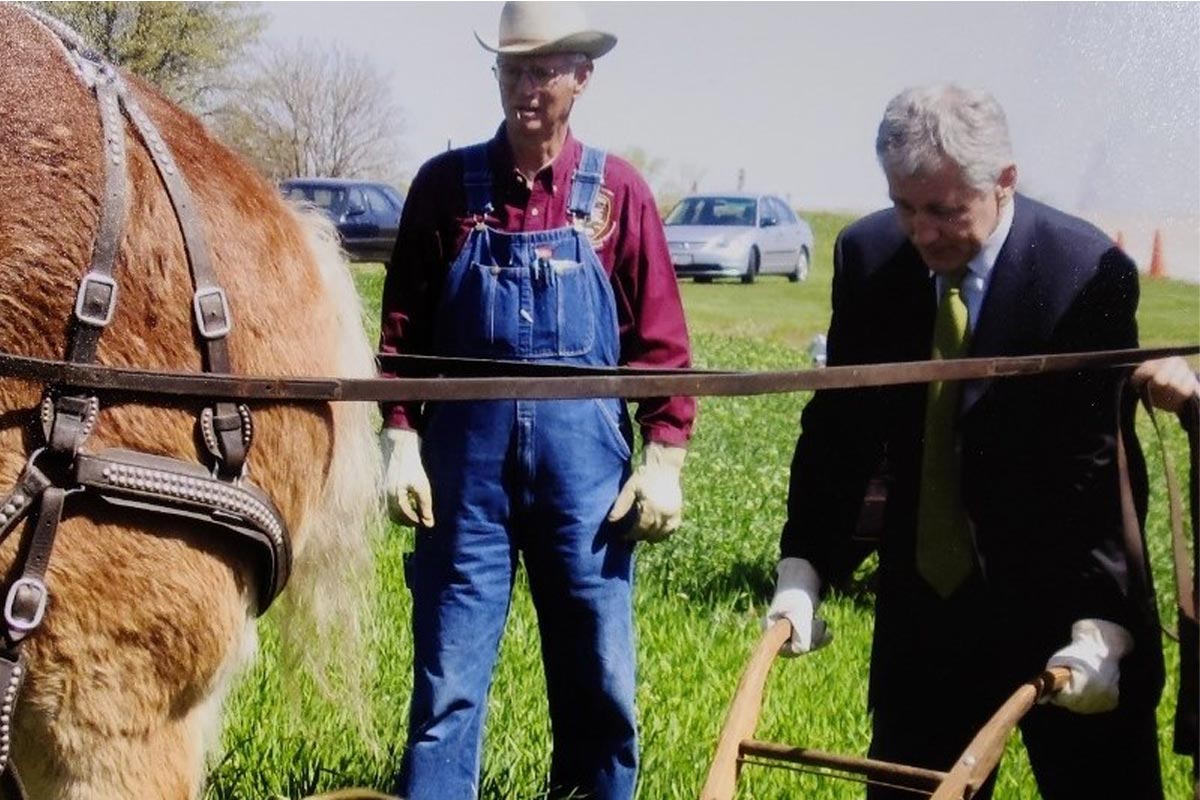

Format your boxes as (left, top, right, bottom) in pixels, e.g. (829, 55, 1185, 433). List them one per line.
(377, 2, 694, 798)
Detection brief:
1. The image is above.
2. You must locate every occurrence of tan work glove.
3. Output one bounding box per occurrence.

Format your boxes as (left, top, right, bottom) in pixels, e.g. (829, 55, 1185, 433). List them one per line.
(381, 428, 434, 528)
(608, 442, 686, 543)
(765, 557, 832, 656)
(1045, 618, 1133, 714)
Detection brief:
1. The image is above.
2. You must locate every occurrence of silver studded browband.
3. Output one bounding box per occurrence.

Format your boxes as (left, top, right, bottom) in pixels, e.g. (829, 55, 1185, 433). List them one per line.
(73, 450, 291, 606)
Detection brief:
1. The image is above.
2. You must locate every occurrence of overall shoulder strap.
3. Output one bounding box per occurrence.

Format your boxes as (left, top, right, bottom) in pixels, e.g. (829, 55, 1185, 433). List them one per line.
(461, 143, 494, 216)
(568, 146, 607, 220)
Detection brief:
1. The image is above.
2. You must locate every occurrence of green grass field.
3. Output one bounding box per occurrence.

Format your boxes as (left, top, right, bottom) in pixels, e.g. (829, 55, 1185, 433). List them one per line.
(206, 213, 1199, 799)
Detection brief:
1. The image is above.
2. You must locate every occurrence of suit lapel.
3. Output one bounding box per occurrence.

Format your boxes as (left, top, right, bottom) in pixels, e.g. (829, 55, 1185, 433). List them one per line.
(962, 196, 1037, 413)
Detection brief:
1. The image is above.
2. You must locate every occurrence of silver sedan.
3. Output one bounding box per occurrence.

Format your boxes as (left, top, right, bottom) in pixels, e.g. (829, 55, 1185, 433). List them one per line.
(663, 193, 814, 283)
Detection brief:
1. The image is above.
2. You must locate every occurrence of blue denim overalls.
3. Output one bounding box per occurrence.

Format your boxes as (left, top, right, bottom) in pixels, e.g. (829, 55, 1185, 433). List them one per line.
(398, 143, 638, 800)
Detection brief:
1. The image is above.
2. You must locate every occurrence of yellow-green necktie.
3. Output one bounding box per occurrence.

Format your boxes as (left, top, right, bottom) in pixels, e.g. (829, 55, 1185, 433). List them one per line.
(916, 270, 974, 597)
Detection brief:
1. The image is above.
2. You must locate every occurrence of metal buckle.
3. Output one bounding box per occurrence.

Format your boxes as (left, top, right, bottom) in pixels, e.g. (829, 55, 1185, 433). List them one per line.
(73, 271, 118, 327)
(4, 577, 47, 635)
(193, 287, 232, 339)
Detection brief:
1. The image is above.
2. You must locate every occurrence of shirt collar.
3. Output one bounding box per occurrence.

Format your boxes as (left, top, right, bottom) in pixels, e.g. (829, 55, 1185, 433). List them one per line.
(927, 196, 1016, 285)
(965, 195, 1015, 282)
(490, 124, 582, 193)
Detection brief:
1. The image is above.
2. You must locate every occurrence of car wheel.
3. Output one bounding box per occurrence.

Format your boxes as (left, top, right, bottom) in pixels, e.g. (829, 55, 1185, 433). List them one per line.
(789, 247, 810, 283)
(741, 247, 760, 284)
(694, 276, 713, 284)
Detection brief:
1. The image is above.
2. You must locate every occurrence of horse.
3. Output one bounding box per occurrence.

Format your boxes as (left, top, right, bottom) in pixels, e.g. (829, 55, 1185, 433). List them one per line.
(0, 6, 381, 797)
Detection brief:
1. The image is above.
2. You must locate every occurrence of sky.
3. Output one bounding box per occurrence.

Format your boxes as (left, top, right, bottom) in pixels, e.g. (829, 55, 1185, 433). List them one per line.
(263, 1, 1198, 221)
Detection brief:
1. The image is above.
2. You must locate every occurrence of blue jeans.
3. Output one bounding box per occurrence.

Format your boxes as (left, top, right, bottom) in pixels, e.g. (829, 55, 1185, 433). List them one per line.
(397, 397, 638, 800)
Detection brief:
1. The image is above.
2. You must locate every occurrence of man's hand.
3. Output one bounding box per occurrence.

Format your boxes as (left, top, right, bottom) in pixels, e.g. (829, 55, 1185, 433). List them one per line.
(1045, 618, 1133, 714)
(1131, 357, 1200, 413)
(608, 443, 686, 543)
(765, 557, 831, 656)
(381, 428, 434, 528)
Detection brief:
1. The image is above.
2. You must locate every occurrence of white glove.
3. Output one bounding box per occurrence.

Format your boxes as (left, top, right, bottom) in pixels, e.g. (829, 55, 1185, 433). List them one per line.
(1045, 618, 1133, 714)
(1131, 357, 1200, 413)
(607, 443, 686, 543)
(765, 557, 832, 656)
(381, 428, 434, 528)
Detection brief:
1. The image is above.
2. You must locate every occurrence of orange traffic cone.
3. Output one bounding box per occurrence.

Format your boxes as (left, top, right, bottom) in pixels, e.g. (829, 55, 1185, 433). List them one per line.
(1148, 229, 1165, 279)
(1114, 231, 1126, 251)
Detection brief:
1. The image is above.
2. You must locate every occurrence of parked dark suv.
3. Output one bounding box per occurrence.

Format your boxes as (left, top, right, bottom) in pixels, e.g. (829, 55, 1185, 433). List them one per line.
(280, 178, 405, 263)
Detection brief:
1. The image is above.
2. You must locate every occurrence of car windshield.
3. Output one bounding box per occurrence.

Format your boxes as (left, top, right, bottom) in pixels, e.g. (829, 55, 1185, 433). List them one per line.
(282, 184, 348, 214)
(664, 197, 757, 227)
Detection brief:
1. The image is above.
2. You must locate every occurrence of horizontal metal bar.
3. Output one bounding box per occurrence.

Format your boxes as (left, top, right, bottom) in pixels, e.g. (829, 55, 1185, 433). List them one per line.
(0, 345, 1194, 404)
(739, 739, 949, 789)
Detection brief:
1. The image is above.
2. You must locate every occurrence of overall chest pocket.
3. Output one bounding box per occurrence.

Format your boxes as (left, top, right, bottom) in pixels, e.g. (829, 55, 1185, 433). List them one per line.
(447, 260, 597, 358)
(438, 262, 520, 357)
(528, 259, 596, 358)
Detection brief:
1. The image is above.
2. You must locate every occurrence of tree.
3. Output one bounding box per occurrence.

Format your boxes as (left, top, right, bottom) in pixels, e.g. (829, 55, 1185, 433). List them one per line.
(212, 41, 405, 185)
(31, 2, 265, 112)
(618, 147, 707, 218)
(619, 147, 668, 188)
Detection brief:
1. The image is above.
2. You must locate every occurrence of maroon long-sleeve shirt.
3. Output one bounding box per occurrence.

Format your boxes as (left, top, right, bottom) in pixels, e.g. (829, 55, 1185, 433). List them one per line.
(378, 126, 695, 446)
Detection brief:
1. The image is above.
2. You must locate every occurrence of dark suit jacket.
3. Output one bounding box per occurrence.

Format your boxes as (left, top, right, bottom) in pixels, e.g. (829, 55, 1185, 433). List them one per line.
(781, 194, 1164, 709)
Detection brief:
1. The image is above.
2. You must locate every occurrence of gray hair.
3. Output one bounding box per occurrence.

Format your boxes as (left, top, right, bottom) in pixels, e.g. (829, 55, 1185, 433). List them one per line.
(875, 84, 1014, 191)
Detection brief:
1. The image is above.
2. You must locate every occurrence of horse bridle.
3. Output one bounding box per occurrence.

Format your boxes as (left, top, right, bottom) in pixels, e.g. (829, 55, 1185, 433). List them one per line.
(0, 11, 292, 795)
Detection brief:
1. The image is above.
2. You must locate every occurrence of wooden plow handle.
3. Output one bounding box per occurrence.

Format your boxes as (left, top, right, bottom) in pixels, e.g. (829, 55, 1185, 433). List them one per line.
(929, 665, 1072, 800)
(700, 619, 950, 798)
(700, 619, 1073, 800)
(700, 618, 792, 799)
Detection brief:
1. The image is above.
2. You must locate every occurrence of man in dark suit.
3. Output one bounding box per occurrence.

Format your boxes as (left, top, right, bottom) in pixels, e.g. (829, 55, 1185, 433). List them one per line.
(766, 84, 1165, 799)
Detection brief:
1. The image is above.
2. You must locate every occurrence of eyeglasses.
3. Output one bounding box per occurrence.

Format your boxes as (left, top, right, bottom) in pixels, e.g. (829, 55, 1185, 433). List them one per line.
(492, 61, 577, 88)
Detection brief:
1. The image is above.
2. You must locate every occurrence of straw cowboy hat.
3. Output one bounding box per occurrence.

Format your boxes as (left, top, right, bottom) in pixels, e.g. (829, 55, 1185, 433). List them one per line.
(475, 1, 617, 59)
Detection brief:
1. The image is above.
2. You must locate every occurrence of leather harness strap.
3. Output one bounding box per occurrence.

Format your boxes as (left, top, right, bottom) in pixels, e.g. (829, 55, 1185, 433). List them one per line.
(5, 489, 67, 649)
(0, 487, 65, 785)
(68, 72, 127, 365)
(1151, 397, 1198, 625)
(0, 344, 1195, 403)
(1116, 384, 1195, 626)
(117, 88, 249, 478)
(1121, 389, 1199, 627)
(0, 467, 53, 547)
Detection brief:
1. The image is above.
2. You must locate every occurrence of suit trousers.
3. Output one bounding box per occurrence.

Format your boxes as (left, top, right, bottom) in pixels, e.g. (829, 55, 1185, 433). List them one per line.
(864, 566, 1161, 796)
(865, 573, 1163, 800)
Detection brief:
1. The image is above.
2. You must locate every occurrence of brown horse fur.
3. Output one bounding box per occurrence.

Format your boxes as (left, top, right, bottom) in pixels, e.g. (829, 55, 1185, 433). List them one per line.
(0, 7, 382, 797)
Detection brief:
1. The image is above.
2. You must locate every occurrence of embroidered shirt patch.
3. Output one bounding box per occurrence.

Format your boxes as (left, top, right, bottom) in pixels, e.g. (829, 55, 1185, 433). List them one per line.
(582, 188, 616, 249)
